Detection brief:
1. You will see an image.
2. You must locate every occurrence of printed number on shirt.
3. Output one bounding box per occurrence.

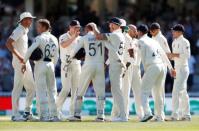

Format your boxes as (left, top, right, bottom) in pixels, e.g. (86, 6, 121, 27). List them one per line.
(152, 49, 160, 57)
(44, 39, 56, 59)
(89, 42, 102, 56)
(118, 42, 124, 55)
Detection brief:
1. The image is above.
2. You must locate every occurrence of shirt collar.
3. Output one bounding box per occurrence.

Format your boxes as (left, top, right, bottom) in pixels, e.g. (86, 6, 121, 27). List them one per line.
(140, 34, 148, 39)
(112, 28, 122, 33)
(41, 31, 50, 35)
(87, 31, 94, 35)
(175, 35, 183, 41)
(19, 24, 29, 33)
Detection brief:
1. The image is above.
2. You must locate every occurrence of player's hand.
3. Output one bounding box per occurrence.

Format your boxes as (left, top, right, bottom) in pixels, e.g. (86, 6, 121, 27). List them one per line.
(167, 53, 173, 60)
(170, 69, 176, 78)
(21, 64, 26, 74)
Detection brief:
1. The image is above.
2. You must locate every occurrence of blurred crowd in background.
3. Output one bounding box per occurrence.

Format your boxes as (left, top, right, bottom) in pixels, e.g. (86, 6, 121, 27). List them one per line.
(0, 0, 199, 95)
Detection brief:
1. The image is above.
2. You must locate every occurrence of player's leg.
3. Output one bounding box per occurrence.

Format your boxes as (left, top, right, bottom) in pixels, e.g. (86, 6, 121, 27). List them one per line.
(92, 64, 106, 120)
(56, 64, 71, 113)
(131, 65, 144, 120)
(46, 63, 58, 120)
(178, 66, 190, 120)
(109, 64, 127, 121)
(73, 65, 94, 119)
(121, 65, 133, 118)
(23, 62, 36, 118)
(11, 66, 25, 121)
(152, 66, 165, 121)
(171, 67, 182, 119)
(70, 63, 81, 116)
(140, 65, 161, 122)
(34, 63, 49, 121)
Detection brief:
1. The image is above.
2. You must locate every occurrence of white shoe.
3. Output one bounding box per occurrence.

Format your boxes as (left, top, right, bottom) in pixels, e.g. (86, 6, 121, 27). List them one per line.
(179, 117, 191, 121)
(23, 112, 39, 122)
(95, 117, 105, 122)
(150, 117, 164, 122)
(40, 116, 50, 122)
(11, 116, 26, 122)
(67, 116, 81, 122)
(165, 117, 178, 121)
(50, 116, 61, 122)
(111, 117, 128, 122)
(140, 115, 153, 122)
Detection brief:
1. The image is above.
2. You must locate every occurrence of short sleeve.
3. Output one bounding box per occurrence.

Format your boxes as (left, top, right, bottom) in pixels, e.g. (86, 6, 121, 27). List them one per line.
(10, 27, 24, 41)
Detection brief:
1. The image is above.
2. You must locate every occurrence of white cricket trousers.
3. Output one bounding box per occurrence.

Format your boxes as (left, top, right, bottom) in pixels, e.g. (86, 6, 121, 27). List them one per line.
(56, 63, 81, 115)
(131, 65, 144, 119)
(74, 63, 105, 118)
(152, 66, 167, 119)
(34, 61, 57, 119)
(112, 63, 132, 119)
(110, 63, 126, 120)
(171, 65, 190, 119)
(12, 61, 35, 116)
(141, 64, 165, 117)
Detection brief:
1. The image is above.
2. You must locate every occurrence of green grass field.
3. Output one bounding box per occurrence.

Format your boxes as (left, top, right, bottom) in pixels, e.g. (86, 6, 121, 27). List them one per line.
(0, 116, 199, 131)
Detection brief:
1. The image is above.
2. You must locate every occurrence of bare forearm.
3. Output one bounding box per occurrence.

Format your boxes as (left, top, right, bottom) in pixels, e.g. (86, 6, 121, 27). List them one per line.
(60, 37, 76, 48)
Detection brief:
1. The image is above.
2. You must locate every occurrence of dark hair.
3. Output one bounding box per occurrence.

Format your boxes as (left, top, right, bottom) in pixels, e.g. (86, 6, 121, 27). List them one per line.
(37, 19, 51, 30)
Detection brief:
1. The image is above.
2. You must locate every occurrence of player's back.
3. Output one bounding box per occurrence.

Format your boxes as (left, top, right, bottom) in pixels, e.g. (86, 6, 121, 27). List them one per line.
(82, 31, 105, 64)
(139, 34, 163, 69)
(36, 32, 58, 62)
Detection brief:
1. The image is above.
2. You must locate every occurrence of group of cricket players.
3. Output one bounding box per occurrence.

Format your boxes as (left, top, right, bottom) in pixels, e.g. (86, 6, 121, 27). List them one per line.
(5, 12, 191, 122)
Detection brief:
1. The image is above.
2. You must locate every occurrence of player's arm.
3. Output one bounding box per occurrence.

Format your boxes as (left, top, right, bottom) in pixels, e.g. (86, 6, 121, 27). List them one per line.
(24, 38, 41, 63)
(52, 39, 59, 66)
(6, 28, 24, 63)
(60, 31, 80, 48)
(96, 33, 108, 40)
(70, 37, 84, 58)
(158, 46, 176, 78)
(21, 38, 41, 73)
(180, 41, 191, 59)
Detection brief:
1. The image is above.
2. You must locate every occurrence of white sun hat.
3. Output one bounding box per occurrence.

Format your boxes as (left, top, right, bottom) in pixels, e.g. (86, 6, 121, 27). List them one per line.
(18, 12, 36, 23)
(87, 22, 100, 34)
(120, 18, 127, 27)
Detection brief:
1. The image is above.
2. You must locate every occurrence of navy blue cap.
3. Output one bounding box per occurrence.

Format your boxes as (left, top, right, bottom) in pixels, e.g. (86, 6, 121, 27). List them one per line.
(150, 22, 160, 30)
(109, 17, 122, 26)
(171, 24, 185, 32)
(70, 20, 81, 27)
(137, 24, 148, 33)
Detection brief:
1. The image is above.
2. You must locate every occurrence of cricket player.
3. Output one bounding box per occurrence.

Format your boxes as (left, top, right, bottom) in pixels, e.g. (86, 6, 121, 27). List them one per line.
(136, 24, 176, 122)
(150, 22, 171, 121)
(111, 19, 134, 119)
(21, 19, 59, 121)
(96, 17, 127, 122)
(6, 12, 36, 121)
(128, 24, 144, 120)
(67, 23, 106, 122)
(56, 20, 81, 118)
(168, 24, 191, 121)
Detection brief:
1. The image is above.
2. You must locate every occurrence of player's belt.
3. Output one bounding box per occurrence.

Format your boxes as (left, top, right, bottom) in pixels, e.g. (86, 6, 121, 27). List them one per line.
(43, 58, 52, 62)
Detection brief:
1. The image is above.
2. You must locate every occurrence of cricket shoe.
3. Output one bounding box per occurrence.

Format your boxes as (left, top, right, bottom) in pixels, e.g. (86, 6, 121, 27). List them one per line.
(11, 116, 26, 122)
(40, 116, 51, 122)
(23, 112, 39, 121)
(165, 117, 178, 121)
(67, 116, 81, 122)
(94, 117, 106, 122)
(150, 117, 164, 122)
(50, 116, 61, 122)
(179, 117, 191, 121)
(140, 115, 153, 122)
(111, 117, 128, 122)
